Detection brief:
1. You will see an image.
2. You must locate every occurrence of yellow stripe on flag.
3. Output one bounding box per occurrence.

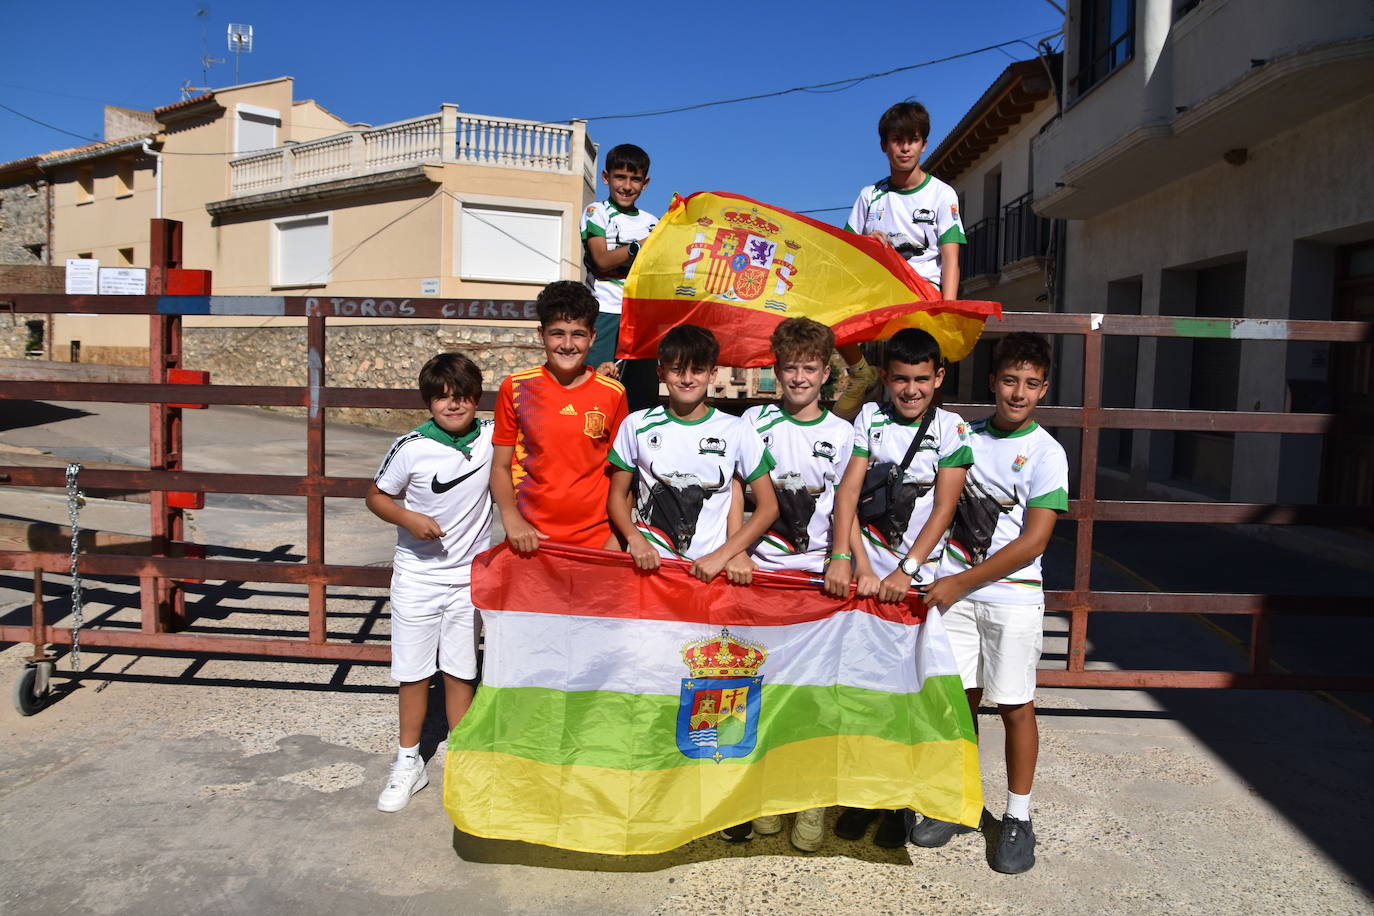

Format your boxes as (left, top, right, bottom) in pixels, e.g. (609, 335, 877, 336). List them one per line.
(445, 734, 982, 856)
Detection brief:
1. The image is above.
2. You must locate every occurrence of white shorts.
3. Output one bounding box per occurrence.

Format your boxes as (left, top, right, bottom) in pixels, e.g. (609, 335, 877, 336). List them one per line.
(388, 568, 480, 683)
(941, 597, 1044, 705)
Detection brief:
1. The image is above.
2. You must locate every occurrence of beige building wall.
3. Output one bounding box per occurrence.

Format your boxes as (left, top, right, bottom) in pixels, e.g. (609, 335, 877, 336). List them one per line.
(35, 77, 596, 352)
(289, 99, 352, 141)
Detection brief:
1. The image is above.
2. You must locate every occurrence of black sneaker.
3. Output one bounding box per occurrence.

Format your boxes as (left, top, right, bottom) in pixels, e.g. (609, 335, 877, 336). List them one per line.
(873, 809, 908, 848)
(991, 815, 1036, 874)
(833, 807, 881, 841)
(719, 822, 754, 843)
(908, 815, 975, 848)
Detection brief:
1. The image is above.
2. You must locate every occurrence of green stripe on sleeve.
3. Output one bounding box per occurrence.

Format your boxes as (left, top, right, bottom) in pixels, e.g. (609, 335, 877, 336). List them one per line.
(1027, 487, 1068, 511)
(608, 449, 632, 472)
(852, 445, 870, 458)
(583, 223, 606, 239)
(746, 451, 777, 483)
(938, 445, 973, 468)
(938, 225, 966, 245)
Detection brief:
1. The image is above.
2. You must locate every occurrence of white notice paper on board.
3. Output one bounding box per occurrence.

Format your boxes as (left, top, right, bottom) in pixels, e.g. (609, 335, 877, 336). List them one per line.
(420, 277, 440, 296)
(65, 259, 99, 294)
(98, 267, 148, 295)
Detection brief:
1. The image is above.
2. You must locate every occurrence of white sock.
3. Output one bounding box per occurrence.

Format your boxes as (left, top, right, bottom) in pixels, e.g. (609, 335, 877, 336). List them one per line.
(1005, 790, 1031, 822)
(396, 743, 420, 764)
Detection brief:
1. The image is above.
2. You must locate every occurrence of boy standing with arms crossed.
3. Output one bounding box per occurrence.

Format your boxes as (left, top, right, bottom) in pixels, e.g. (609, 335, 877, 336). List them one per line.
(917, 333, 1068, 875)
(825, 327, 972, 847)
(836, 102, 966, 419)
(731, 317, 856, 851)
(581, 143, 659, 411)
(368, 353, 493, 812)
(607, 324, 779, 583)
(491, 281, 629, 553)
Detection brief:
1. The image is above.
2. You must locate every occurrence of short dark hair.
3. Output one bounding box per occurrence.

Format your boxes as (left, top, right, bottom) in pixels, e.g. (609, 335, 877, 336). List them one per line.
(418, 352, 482, 404)
(535, 280, 598, 329)
(878, 101, 931, 144)
(770, 317, 834, 365)
(658, 324, 719, 369)
(991, 333, 1052, 377)
(882, 328, 941, 370)
(604, 143, 650, 176)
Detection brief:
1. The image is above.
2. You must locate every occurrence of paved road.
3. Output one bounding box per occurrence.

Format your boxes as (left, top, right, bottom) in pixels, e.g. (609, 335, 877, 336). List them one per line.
(2, 399, 1372, 914)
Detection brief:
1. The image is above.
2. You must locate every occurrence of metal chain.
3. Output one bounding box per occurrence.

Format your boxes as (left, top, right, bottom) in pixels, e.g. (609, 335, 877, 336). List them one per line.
(65, 462, 84, 672)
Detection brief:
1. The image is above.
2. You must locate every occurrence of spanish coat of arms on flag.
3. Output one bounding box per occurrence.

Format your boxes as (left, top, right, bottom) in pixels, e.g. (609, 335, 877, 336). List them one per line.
(618, 191, 1002, 369)
(444, 543, 983, 855)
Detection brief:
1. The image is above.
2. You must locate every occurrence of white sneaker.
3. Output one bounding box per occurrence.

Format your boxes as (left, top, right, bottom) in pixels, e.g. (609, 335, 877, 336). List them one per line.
(790, 807, 825, 852)
(376, 756, 428, 812)
(752, 815, 783, 835)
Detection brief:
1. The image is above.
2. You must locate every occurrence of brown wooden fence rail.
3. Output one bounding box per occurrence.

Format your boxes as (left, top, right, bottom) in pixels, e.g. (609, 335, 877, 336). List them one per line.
(2, 291, 1372, 713)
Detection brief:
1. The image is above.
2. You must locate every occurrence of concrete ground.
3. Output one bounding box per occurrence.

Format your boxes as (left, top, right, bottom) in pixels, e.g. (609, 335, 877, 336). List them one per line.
(2, 401, 1373, 915)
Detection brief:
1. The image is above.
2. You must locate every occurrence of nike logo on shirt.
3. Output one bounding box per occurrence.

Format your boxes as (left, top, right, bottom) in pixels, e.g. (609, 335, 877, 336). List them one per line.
(431, 462, 487, 493)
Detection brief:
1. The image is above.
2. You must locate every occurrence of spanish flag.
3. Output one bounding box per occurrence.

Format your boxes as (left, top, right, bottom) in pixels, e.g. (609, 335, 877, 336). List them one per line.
(619, 191, 1001, 368)
(445, 544, 982, 855)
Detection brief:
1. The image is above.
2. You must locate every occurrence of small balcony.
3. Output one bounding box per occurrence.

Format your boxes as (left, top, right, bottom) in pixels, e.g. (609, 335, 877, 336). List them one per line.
(960, 193, 1052, 283)
(228, 106, 594, 197)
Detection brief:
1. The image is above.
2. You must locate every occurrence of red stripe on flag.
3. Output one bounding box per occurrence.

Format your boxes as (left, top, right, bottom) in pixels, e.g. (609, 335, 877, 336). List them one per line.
(618, 297, 1000, 367)
(470, 542, 928, 627)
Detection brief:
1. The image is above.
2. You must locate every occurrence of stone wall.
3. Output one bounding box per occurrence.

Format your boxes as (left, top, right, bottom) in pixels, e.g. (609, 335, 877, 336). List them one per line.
(0, 182, 49, 265)
(183, 323, 547, 431)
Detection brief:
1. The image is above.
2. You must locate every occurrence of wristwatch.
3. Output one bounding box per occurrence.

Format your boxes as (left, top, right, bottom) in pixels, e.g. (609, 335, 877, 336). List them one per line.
(626, 240, 641, 264)
(899, 556, 923, 580)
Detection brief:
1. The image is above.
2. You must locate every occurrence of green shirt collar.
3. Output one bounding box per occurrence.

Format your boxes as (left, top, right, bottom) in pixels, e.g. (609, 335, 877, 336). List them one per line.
(414, 418, 481, 456)
(983, 419, 1039, 439)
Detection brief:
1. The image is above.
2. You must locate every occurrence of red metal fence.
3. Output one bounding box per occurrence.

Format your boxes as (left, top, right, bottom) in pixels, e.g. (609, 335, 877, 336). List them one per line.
(2, 287, 1372, 710)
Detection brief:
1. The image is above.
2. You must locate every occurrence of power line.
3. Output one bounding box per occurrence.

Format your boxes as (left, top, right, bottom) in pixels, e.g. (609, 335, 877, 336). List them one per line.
(575, 29, 1060, 121)
(0, 101, 100, 144)
(2, 29, 1060, 161)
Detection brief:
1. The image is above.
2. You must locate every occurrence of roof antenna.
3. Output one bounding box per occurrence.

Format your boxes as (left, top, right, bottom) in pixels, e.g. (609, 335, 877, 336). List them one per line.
(186, 5, 221, 98)
(227, 23, 254, 85)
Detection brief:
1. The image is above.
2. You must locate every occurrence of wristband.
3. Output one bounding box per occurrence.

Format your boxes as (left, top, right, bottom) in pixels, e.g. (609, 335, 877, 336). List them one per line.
(828, 552, 852, 561)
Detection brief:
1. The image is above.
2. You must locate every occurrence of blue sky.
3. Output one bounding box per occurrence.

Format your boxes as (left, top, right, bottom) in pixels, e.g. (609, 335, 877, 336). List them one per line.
(1, 0, 1062, 225)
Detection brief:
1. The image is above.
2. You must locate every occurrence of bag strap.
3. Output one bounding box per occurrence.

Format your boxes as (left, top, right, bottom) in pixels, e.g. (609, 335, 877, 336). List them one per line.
(896, 408, 937, 473)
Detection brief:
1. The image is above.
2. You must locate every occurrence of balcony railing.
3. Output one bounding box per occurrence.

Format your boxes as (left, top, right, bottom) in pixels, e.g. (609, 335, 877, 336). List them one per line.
(1001, 193, 1052, 265)
(961, 193, 1052, 280)
(229, 107, 589, 197)
(964, 218, 1000, 279)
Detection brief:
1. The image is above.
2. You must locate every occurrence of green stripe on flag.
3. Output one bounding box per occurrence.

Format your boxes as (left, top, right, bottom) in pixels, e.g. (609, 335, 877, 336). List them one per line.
(450, 676, 974, 770)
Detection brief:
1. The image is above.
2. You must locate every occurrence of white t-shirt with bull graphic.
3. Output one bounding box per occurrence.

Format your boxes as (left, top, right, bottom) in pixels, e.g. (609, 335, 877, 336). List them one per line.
(938, 417, 1068, 604)
(741, 404, 855, 574)
(609, 406, 774, 561)
(845, 174, 966, 288)
(851, 403, 973, 581)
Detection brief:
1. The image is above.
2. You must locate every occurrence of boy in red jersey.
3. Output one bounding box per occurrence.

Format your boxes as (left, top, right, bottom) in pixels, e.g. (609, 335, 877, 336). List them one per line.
(491, 281, 630, 551)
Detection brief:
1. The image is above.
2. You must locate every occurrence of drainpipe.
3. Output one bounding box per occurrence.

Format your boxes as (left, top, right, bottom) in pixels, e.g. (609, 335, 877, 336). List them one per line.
(141, 140, 162, 219)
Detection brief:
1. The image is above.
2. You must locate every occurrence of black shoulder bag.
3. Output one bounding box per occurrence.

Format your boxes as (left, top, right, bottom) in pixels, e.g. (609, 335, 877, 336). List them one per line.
(856, 408, 935, 526)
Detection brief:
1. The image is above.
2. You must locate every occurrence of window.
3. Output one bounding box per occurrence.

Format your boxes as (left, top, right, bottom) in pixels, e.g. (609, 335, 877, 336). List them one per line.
(76, 167, 94, 204)
(1075, 0, 1135, 97)
(116, 159, 134, 197)
(236, 104, 280, 154)
(272, 214, 331, 287)
(458, 204, 562, 284)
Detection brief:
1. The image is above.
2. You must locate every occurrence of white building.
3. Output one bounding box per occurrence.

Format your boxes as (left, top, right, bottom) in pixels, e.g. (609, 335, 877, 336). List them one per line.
(1032, 0, 1374, 505)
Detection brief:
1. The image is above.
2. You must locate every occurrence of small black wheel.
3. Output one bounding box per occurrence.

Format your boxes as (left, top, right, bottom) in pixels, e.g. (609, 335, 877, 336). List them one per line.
(12, 664, 50, 716)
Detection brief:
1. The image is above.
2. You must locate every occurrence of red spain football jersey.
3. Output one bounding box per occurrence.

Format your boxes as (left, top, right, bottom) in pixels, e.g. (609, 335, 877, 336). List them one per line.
(493, 366, 629, 548)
